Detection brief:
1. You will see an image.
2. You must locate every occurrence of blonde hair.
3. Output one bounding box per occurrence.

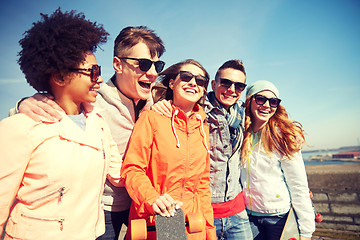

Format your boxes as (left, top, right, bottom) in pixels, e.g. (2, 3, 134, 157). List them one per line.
(241, 96, 304, 163)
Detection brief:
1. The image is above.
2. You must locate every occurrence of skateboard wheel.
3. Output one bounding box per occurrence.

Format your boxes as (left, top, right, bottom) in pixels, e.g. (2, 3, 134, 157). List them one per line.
(288, 238, 297, 240)
(315, 213, 323, 223)
(186, 212, 205, 233)
(309, 191, 313, 199)
(131, 219, 147, 240)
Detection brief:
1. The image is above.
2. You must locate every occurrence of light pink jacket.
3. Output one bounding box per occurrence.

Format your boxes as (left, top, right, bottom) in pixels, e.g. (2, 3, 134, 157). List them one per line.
(0, 104, 122, 240)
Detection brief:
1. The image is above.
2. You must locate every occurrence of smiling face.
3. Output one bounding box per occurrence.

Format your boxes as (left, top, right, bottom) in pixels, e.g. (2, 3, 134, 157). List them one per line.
(68, 53, 102, 102)
(211, 68, 246, 111)
(169, 64, 206, 114)
(54, 52, 103, 114)
(250, 90, 277, 131)
(114, 42, 159, 102)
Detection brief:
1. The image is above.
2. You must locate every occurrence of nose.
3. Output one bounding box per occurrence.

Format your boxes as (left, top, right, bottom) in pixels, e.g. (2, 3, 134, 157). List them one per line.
(263, 99, 271, 107)
(188, 77, 198, 86)
(146, 63, 158, 81)
(227, 83, 236, 92)
(97, 76, 104, 84)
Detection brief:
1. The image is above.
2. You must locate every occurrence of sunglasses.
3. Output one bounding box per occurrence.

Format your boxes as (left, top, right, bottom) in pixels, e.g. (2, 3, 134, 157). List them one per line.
(253, 94, 281, 108)
(119, 57, 165, 73)
(219, 78, 247, 93)
(178, 71, 208, 87)
(71, 65, 101, 83)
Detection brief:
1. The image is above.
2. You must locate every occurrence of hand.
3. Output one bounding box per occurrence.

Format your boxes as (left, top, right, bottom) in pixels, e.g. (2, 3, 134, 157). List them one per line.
(151, 100, 173, 118)
(18, 93, 64, 122)
(152, 193, 183, 217)
(295, 133, 305, 151)
(300, 236, 311, 240)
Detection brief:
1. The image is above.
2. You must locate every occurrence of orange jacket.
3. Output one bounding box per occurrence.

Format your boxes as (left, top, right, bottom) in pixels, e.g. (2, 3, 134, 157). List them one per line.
(0, 104, 122, 240)
(121, 104, 216, 240)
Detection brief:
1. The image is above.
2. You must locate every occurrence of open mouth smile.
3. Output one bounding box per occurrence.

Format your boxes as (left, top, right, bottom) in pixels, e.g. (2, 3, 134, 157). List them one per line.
(139, 81, 151, 89)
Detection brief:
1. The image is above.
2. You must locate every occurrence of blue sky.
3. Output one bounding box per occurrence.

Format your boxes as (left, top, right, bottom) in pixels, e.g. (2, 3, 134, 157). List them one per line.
(0, 0, 359, 150)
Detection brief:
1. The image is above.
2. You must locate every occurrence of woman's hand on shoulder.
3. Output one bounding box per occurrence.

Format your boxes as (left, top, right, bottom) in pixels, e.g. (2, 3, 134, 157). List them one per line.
(294, 132, 305, 151)
(18, 93, 63, 121)
(152, 193, 183, 217)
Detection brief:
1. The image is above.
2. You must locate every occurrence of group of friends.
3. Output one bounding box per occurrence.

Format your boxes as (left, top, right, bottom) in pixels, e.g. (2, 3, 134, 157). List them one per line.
(0, 8, 315, 240)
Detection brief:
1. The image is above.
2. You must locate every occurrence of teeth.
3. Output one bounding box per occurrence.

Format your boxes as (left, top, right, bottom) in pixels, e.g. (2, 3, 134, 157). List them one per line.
(223, 93, 236, 98)
(185, 89, 195, 94)
(139, 81, 151, 89)
(259, 110, 270, 114)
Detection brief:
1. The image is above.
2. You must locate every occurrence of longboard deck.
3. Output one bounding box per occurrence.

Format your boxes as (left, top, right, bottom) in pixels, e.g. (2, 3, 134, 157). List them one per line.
(280, 207, 300, 240)
(155, 208, 188, 240)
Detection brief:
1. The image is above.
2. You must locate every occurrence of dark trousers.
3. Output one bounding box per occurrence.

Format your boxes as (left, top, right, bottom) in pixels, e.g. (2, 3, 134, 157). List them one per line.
(96, 209, 130, 240)
(249, 212, 289, 240)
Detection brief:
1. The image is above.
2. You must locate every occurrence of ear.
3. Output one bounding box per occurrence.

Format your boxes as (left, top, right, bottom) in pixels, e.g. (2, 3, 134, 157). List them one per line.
(169, 79, 174, 89)
(113, 56, 123, 74)
(211, 80, 216, 91)
(50, 72, 66, 87)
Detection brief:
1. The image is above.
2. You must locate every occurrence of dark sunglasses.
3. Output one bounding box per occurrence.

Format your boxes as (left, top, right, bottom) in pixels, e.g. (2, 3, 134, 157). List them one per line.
(219, 78, 247, 93)
(178, 71, 208, 87)
(71, 65, 101, 83)
(119, 57, 165, 73)
(253, 94, 281, 108)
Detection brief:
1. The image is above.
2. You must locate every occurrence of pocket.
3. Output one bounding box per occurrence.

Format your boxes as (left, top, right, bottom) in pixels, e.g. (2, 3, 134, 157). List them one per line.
(27, 187, 65, 206)
(235, 210, 249, 220)
(21, 213, 65, 231)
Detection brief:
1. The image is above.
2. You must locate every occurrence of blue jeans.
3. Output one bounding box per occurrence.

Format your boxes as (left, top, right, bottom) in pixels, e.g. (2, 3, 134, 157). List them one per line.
(249, 212, 288, 240)
(214, 212, 253, 240)
(96, 209, 129, 240)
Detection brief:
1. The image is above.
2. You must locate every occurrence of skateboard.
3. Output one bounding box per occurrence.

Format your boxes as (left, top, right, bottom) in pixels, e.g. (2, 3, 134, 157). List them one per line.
(131, 208, 204, 240)
(280, 191, 323, 240)
(280, 207, 299, 240)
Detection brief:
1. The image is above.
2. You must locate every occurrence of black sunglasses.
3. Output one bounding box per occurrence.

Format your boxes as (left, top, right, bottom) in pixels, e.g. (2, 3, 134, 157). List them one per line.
(119, 57, 165, 73)
(253, 94, 281, 108)
(71, 65, 101, 83)
(178, 71, 208, 87)
(219, 78, 247, 93)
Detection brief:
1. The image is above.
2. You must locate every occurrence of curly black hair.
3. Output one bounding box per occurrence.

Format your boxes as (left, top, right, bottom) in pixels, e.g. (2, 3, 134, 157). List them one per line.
(17, 8, 109, 93)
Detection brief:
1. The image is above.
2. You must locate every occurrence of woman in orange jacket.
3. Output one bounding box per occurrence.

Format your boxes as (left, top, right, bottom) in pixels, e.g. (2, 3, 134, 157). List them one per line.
(121, 59, 216, 240)
(0, 9, 123, 239)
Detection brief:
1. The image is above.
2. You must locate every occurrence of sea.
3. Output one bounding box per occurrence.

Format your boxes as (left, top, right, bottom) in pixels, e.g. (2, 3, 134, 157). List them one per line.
(302, 150, 358, 165)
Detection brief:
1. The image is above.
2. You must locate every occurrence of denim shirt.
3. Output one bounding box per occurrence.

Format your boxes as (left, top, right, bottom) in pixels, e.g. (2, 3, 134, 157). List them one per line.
(205, 92, 245, 203)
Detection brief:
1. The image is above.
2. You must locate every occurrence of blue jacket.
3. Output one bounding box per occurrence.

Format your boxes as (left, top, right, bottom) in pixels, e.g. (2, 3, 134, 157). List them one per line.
(205, 92, 245, 203)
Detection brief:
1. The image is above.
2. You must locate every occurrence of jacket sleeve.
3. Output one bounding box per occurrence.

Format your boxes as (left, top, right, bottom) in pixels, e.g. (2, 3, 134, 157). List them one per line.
(121, 111, 159, 216)
(281, 151, 315, 238)
(102, 118, 123, 187)
(198, 124, 216, 240)
(0, 116, 32, 234)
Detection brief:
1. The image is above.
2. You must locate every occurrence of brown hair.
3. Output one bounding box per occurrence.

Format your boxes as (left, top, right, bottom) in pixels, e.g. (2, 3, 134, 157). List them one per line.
(215, 59, 246, 81)
(113, 26, 165, 59)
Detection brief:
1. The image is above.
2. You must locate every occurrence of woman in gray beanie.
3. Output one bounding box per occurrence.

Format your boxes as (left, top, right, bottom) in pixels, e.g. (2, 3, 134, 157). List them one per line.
(240, 80, 315, 240)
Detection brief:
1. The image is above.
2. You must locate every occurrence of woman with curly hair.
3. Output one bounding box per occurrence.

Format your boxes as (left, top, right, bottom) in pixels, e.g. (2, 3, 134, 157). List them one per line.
(121, 59, 216, 240)
(240, 80, 315, 240)
(0, 8, 123, 239)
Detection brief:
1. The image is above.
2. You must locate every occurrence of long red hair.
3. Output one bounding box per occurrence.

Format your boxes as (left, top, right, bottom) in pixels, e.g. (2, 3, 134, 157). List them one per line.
(241, 96, 304, 164)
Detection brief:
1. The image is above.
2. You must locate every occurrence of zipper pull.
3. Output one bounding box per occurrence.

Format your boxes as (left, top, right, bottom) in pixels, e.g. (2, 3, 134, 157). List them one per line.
(59, 219, 64, 231)
(101, 138, 106, 159)
(58, 187, 64, 203)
